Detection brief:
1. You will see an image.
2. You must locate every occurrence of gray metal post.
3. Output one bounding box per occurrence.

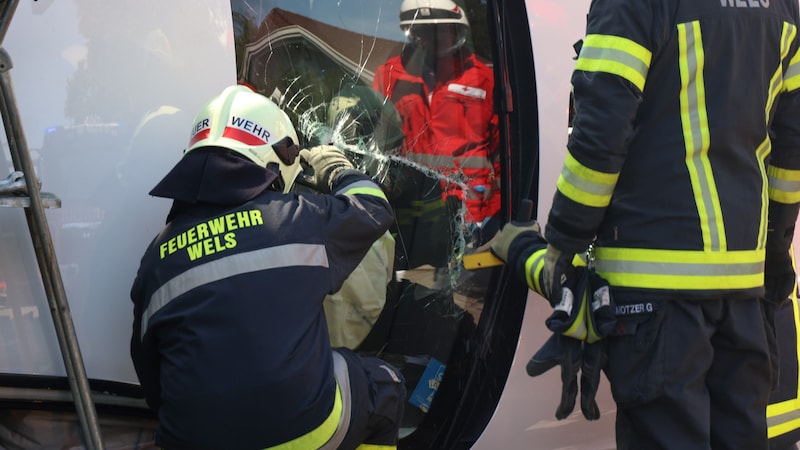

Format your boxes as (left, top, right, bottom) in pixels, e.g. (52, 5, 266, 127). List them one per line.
(0, 1, 105, 447)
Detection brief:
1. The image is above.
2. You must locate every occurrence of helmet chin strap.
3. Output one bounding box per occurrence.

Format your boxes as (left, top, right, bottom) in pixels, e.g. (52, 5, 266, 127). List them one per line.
(266, 162, 286, 192)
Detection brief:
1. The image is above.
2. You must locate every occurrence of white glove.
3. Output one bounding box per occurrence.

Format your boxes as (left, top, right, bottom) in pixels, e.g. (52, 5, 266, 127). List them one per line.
(298, 145, 354, 192)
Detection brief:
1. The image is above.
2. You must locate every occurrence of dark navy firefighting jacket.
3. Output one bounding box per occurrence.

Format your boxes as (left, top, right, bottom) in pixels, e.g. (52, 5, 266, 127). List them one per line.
(130, 147, 393, 449)
(546, 0, 800, 298)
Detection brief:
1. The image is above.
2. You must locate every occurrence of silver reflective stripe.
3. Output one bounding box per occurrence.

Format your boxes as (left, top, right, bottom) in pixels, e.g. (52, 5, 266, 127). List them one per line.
(560, 164, 616, 197)
(596, 258, 761, 277)
(407, 152, 494, 170)
(679, 21, 725, 251)
(141, 243, 328, 338)
(769, 174, 800, 194)
(579, 45, 649, 82)
(320, 351, 352, 450)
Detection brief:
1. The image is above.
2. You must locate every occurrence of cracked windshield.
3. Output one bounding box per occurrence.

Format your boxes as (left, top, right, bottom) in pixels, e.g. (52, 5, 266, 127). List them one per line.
(231, 0, 499, 434)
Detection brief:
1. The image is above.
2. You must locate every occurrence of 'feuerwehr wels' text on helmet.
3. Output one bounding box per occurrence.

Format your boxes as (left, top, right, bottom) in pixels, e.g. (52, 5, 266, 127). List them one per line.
(185, 84, 302, 193)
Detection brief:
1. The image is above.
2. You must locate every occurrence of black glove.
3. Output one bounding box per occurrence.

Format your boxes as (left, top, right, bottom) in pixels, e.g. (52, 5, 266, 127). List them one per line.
(765, 245, 796, 307)
(298, 145, 354, 193)
(544, 266, 615, 342)
(534, 265, 614, 420)
(526, 333, 582, 420)
(765, 201, 800, 306)
(580, 340, 607, 420)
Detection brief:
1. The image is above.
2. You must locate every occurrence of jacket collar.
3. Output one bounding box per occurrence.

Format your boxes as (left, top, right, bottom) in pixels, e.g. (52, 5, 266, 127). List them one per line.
(149, 146, 280, 206)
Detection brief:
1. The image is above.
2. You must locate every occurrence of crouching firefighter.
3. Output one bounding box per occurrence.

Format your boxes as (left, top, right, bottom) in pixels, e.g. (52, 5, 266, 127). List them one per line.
(129, 84, 406, 450)
(490, 219, 615, 421)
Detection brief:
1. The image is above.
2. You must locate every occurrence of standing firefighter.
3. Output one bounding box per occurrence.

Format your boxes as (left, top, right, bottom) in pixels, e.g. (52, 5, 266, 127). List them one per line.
(373, 0, 500, 225)
(130, 85, 405, 449)
(492, 1, 800, 449)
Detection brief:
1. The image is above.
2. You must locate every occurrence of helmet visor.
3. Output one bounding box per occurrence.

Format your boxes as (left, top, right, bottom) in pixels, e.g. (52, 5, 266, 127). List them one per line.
(405, 23, 466, 56)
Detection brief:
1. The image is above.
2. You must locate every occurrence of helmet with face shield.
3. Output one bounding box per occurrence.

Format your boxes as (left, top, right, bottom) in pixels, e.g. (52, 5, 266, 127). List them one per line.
(185, 84, 302, 193)
(399, 0, 470, 57)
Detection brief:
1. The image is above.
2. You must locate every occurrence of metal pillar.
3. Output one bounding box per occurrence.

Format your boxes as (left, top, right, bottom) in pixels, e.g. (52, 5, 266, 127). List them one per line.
(0, 0, 104, 448)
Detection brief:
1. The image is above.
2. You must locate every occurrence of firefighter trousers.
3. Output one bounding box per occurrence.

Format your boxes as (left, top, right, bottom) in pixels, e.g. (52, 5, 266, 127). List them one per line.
(604, 294, 771, 450)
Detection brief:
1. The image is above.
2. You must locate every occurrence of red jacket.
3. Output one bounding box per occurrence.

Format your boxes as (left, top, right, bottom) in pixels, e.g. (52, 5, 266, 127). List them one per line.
(374, 47, 500, 223)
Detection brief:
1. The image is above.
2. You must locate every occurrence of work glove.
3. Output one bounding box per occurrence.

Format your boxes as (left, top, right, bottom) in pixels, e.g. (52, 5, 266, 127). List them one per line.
(765, 201, 800, 306)
(765, 244, 796, 307)
(542, 244, 578, 305)
(533, 265, 615, 420)
(526, 333, 582, 420)
(580, 339, 607, 420)
(298, 145, 354, 193)
(490, 220, 541, 262)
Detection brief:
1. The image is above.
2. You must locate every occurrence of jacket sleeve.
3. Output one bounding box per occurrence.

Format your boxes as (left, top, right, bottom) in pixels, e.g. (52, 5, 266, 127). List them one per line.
(320, 170, 395, 294)
(546, 0, 658, 254)
(765, 43, 800, 302)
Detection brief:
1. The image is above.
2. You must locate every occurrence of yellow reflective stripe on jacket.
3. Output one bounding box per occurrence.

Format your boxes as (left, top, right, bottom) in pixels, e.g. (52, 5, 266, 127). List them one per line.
(556, 151, 619, 208)
(263, 382, 343, 450)
(769, 166, 800, 204)
(678, 21, 727, 252)
(594, 247, 764, 290)
(778, 22, 798, 93)
(783, 32, 800, 92)
(575, 34, 652, 92)
(336, 179, 388, 201)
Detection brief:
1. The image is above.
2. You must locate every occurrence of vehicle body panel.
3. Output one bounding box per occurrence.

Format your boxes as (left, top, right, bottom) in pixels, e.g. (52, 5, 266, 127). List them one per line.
(0, 1, 796, 449)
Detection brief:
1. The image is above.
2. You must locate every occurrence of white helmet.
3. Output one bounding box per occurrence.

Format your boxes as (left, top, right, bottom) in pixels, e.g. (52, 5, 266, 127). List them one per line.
(185, 84, 302, 192)
(399, 0, 470, 56)
(399, 0, 470, 28)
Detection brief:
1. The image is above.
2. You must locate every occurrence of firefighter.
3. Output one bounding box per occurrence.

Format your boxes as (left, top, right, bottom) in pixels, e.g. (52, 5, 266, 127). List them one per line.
(129, 84, 405, 449)
(373, 0, 500, 226)
(491, 1, 800, 449)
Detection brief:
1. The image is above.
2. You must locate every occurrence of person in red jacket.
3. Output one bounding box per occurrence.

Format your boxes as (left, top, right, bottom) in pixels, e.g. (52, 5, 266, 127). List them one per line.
(373, 0, 500, 228)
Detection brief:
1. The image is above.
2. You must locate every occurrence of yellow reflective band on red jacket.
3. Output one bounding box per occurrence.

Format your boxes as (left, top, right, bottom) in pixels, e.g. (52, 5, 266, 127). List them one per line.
(769, 165, 800, 204)
(556, 151, 619, 209)
(263, 381, 343, 450)
(593, 247, 764, 290)
(575, 34, 652, 92)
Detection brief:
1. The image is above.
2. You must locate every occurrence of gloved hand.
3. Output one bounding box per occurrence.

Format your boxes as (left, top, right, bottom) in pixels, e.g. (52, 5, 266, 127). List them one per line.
(537, 266, 615, 420)
(585, 270, 615, 343)
(765, 244, 796, 307)
(490, 220, 541, 262)
(765, 201, 800, 306)
(526, 333, 582, 420)
(542, 244, 578, 305)
(298, 145, 354, 193)
(580, 340, 607, 420)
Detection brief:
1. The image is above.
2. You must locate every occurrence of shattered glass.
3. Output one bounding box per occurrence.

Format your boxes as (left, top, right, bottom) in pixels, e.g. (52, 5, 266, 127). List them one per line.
(230, 0, 501, 434)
